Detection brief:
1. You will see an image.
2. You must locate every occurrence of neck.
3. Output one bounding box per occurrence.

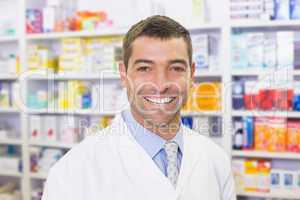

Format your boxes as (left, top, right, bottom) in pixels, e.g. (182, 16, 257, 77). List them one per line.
(131, 109, 181, 140)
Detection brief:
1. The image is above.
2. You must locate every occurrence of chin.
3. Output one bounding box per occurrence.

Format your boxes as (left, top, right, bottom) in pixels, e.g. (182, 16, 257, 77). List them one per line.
(143, 109, 179, 125)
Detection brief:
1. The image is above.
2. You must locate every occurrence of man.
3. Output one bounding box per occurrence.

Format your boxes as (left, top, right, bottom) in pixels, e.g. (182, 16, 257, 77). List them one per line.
(42, 15, 236, 200)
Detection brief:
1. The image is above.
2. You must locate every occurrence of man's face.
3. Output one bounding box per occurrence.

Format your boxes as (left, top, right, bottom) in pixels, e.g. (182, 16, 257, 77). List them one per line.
(120, 36, 195, 127)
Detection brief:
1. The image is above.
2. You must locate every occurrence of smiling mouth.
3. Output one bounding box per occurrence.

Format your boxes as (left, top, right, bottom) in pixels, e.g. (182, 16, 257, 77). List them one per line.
(143, 96, 176, 104)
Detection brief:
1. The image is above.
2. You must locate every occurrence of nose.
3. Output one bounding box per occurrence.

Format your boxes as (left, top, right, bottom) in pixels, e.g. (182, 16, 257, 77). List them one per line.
(154, 70, 169, 94)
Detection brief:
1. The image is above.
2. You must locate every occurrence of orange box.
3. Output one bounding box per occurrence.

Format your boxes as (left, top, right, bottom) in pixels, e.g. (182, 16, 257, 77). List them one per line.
(287, 120, 300, 152)
(193, 82, 221, 111)
(254, 117, 287, 152)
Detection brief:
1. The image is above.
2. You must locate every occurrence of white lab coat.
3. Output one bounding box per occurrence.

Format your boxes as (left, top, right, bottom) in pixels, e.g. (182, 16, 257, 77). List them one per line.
(42, 113, 236, 200)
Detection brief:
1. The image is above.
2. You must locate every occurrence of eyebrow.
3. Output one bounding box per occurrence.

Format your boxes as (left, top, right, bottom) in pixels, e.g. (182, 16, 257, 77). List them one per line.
(133, 59, 188, 66)
(133, 59, 154, 65)
(168, 59, 188, 67)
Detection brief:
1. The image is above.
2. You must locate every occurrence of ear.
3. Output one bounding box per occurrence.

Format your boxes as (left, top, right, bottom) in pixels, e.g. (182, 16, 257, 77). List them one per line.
(119, 61, 127, 87)
(190, 62, 196, 87)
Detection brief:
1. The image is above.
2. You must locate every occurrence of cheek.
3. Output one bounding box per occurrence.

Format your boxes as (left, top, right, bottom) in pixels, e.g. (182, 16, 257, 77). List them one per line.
(173, 78, 191, 94)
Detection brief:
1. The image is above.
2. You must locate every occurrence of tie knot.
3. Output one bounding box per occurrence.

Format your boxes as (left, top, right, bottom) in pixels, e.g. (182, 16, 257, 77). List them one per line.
(164, 141, 179, 157)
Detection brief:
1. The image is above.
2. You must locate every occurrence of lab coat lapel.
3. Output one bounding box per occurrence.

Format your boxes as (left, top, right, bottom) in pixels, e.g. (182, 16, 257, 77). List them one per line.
(110, 115, 177, 200)
(175, 126, 204, 196)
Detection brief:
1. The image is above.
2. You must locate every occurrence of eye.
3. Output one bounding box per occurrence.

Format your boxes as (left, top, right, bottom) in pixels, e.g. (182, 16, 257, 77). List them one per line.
(137, 66, 150, 72)
(171, 65, 186, 72)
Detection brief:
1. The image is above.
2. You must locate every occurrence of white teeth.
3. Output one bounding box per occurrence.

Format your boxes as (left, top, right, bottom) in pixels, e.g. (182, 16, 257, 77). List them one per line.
(144, 97, 175, 104)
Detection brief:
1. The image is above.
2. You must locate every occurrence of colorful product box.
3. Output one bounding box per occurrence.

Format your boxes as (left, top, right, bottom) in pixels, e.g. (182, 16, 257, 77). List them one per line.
(274, 88, 294, 110)
(244, 159, 271, 193)
(243, 117, 254, 149)
(244, 81, 259, 110)
(247, 32, 264, 68)
(287, 120, 300, 152)
(294, 32, 300, 70)
(258, 87, 275, 110)
(277, 31, 294, 69)
(194, 82, 221, 111)
(254, 117, 287, 152)
(232, 81, 244, 110)
(192, 34, 209, 70)
(232, 159, 246, 192)
(274, 0, 290, 20)
(231, 33, 248, 69)
(43, 116, 58, 142)
(26, 9, 43, 33)
(58, 116, 79, 144)
(263, 32, 277, 69)
(30, 115, 43, 141)
(290, 0, 300, 19)
(294, 81, 300, 111)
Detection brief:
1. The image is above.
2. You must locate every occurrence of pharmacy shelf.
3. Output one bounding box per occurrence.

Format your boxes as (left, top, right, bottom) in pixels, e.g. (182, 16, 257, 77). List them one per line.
(27, 73, 120, 80)
(188, 24, 222, 31)
(26, 28, 128, 40)
(230, 20, 300, 29)
(26, 24, 222, 40)
(27, 70, 223, 80)
(0, 74, 19, 80)
(232, 150, 300, 160)
(232, 110, 300, 118)
(0, 138, 22, 145)
(231, 69, 300, 76)
(237, 191, 300, 199)
(294, 70, 300, 76)
(181, 111, 222, 117)
(29, 172, 48, 180)
(194, 70, 222, 77)
(0, 170, 22, 178)
(0, 35, 18, 42)
(26, 109, 118, 116)
(29, 140, 75, 149)
(0, 108, 20, 113)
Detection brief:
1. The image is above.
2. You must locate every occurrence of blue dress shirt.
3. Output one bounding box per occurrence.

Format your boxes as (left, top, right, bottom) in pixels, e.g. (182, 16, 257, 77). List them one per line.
(121, 109, 184, 176)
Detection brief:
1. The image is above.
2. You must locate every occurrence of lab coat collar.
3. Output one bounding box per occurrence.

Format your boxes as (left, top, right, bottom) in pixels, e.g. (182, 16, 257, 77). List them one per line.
(108, 113, 202, 200)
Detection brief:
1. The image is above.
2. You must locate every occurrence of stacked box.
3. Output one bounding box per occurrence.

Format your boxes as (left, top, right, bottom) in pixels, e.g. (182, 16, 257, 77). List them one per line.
(244, 80, 259, 110)
(294, 32, 300, 69)
(262, 0, 275, 20)
(26, 9, 43, 33)
(243, 117, 254, 149)
(263, 32, 277, 69)
(43, 116, 58, 142)
(58, 116, 80, 144)
(254, 117, 287, 152)
(294, 81, 300, 110)
(277, 31, 294, 69)
(232, 81, 244, 110)
(192, 34, 209, 70)
(231, 33, 248, 69)
(274, 0, 290, 19)
(30, 115, 43, 141)
(247, 32, 264, 68)
(244, 159, 271, 193)
(290, 0, 300, 19)
(287, 119, 300, 152)
(85, 37, 123, 73)
(59, 38, 86, 73)
(194, 82, 221, 111)
(231, 0, 263, 20)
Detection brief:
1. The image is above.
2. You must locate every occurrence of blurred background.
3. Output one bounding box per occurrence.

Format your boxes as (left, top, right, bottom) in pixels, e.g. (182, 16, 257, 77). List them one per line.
(0, 0, 299, 199)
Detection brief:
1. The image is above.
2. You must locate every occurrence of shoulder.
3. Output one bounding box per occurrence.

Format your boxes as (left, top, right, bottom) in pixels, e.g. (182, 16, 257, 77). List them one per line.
(182, 126, 233, 188)
(48, 127, 118, 177)
(182, 125, 231, 167)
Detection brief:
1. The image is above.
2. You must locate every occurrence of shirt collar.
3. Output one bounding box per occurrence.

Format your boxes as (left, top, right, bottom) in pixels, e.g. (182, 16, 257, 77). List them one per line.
(121, 109, 184, 158)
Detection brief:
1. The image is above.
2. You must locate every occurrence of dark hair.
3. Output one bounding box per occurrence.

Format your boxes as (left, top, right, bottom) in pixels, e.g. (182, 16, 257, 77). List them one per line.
(122, 15, 192, 69)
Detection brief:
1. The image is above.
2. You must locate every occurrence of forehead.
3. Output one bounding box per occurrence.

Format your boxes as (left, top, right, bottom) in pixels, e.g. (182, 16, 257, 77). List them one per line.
(129, 36, 189, 62)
